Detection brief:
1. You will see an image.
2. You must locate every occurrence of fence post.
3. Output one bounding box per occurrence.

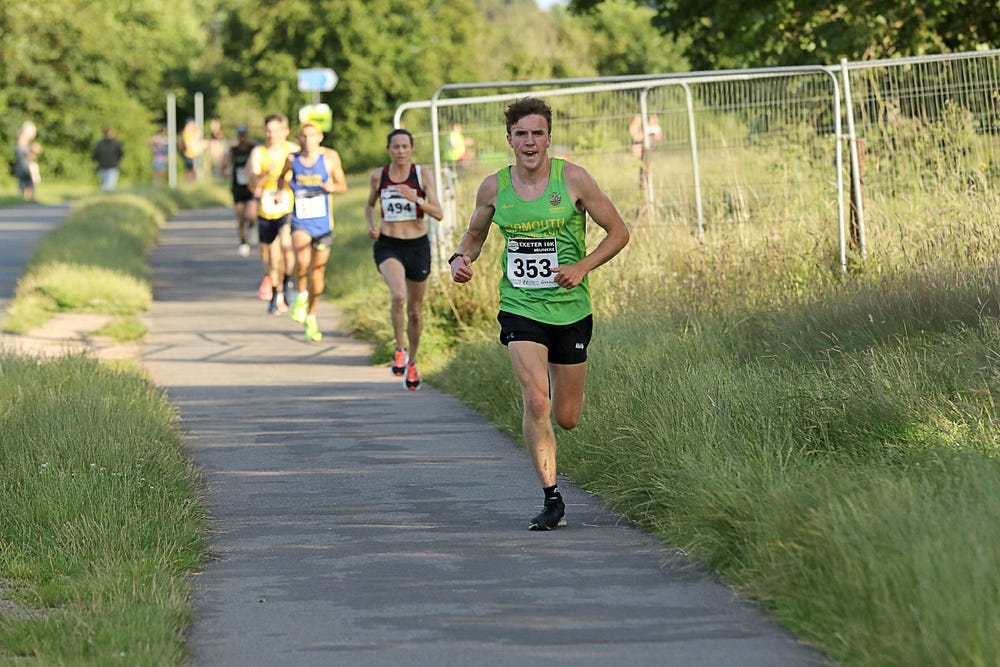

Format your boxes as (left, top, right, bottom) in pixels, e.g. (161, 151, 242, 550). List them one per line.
(841, 58, 867, 261)
(850, 138, 866, 251)
(681, 82, 705, 243)
(167, 94, 177, 190)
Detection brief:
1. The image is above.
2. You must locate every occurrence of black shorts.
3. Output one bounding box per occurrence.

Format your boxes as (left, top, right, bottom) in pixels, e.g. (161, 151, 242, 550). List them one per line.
(373, 234, 431, 282)
(497, 311, 593, 365)
(232, 186, 254, 203)
(257, 214, 289, 245)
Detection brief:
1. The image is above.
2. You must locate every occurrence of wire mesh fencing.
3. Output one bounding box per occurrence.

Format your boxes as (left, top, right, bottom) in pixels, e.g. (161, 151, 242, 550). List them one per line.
(397, 49, 1000, 274)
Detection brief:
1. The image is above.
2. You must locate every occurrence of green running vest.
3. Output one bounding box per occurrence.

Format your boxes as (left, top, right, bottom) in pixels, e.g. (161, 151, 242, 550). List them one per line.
(493, 158, 591, 325)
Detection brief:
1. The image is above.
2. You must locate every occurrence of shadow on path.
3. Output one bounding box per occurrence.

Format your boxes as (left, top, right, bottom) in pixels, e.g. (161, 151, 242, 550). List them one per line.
(141, 208, 829, 666)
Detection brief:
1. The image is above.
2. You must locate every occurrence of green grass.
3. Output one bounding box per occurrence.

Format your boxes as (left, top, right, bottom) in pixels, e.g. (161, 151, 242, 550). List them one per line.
(0, 182, 226, 665)
(92, 315, 147, 342)
(330, 158, 1000, 666)
(0, 181, 98, 207)
(3, 185, 229, 336)
(0, 353, 207, 665)
(4, 160, 998, 664)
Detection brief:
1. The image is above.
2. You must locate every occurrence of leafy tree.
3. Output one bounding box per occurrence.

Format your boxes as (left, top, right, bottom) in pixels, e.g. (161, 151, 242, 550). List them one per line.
(578, 0, 689, 75)
(218, 0, 487, 169)
(0, 0, 217, 181)
(569, 0, 1000, 70)
(473, 0, 598, 82)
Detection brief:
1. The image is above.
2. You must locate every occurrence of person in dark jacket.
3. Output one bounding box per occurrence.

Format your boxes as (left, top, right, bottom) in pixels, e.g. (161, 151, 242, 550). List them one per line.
(93, 127, 124, 192)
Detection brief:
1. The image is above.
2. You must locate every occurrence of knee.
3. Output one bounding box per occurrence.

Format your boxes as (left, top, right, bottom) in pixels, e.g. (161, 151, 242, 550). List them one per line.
(552, 397, 583, 430)
(554, 410, 580, 431)
(524, 394, 551, 422)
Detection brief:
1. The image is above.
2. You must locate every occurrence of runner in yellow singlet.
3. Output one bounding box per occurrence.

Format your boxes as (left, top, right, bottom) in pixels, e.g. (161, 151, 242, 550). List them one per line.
(248, 113, 299, 315)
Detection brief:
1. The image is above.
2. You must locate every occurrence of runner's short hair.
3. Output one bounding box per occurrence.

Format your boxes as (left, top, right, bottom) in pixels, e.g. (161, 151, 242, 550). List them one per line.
(504, 97, 552, 135)
(263, 113, 288, 127)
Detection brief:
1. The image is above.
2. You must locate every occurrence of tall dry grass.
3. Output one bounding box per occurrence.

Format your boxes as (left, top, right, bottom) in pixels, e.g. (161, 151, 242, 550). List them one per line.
(336, 140, 1000, 665)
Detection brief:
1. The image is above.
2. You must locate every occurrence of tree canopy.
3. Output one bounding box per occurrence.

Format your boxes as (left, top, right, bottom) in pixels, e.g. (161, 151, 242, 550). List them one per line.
(0, 0, 215, 179)
(570, 0, 1000, 70)
(4, 0, 991, 180)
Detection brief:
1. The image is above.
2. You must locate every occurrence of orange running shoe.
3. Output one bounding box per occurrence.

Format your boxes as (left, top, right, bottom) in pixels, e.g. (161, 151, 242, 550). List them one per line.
(405, 362, 420, 391)
(257, 274, 272, 300)
(391, 348, 407, 377)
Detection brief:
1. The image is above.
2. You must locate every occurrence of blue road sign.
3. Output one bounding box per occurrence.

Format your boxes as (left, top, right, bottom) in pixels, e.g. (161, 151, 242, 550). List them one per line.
(297, 68, 338, 92)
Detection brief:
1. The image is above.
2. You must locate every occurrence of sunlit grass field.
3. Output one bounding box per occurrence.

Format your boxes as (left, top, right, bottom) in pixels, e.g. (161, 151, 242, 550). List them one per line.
(335, 152, 1000, 665)
(2, 160, 998, 665)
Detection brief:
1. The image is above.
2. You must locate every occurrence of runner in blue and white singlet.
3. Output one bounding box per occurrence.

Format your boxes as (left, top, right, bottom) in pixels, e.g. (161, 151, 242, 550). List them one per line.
(289, 150, 334, 239)
(275, 121, 348, 342)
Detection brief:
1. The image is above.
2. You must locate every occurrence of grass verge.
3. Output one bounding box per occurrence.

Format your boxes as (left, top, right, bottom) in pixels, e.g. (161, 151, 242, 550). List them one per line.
(331, 170, 1000, 666)
(0, 353, 207, 664)
(2, 185, 229, 339)
(0, 183, 227, 664)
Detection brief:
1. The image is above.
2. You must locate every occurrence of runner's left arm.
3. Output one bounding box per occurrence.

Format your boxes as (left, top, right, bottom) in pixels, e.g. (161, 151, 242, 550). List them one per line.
(554, 162, 630, 289)
(322, 149, 348, 194)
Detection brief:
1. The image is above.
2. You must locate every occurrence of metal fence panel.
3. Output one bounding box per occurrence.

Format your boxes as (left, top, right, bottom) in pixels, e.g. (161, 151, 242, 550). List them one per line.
(396, 50, 1000, 273)
(841, 51, 1000, 267)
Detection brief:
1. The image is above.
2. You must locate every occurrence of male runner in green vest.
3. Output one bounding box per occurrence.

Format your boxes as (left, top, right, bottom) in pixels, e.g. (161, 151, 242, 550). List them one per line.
(449, 97, 630, 530)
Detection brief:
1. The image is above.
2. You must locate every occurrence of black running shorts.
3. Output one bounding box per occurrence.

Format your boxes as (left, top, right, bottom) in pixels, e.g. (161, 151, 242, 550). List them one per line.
(232, 185, 254, 203)
(373, 234, 431, 282)
(257, 214, 289, 245)
(497, 311, 593, 364)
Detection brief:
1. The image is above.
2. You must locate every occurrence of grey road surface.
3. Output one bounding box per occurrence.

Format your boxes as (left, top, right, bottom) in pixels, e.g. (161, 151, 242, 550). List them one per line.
(131, 207, 829, 666)
(0, 204, 68, 312)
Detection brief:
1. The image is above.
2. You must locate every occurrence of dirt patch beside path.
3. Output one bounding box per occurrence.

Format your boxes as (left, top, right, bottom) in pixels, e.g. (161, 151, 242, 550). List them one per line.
(0, 313, 142, 361)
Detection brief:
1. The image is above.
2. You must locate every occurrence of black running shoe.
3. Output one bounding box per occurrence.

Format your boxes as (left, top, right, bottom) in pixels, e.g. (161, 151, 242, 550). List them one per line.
(528, 495, 566, 531)
(283, 278, 297, 310)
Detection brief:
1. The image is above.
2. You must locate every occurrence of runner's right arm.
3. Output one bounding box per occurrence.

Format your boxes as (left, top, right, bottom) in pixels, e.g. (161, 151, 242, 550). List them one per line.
(450, 174, 498, 284)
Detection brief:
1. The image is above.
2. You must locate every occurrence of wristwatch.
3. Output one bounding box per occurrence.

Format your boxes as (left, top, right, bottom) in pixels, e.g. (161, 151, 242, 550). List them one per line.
(447, 252, 465, 265)
(416, 196, 425, 207)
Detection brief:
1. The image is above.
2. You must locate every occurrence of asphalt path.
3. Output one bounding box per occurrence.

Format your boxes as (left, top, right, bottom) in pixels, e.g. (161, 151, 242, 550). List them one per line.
(1, 202, 830, 666)
(0, 203, 69, 312)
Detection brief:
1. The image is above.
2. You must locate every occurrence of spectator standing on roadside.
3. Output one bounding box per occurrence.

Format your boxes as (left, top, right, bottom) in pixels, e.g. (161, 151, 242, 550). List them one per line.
(149, 125, 169, 187)
(13, 122, 42, 202)
(628, 113, 663, 191)
(207, 119, 228, 180)
(447, 123, 474, 163)
(92, 127, 125, 192)
(449, 97, 630, 530)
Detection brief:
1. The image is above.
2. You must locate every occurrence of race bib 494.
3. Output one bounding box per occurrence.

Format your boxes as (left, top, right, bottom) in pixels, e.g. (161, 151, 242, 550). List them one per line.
(380, 187, 418, 222)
